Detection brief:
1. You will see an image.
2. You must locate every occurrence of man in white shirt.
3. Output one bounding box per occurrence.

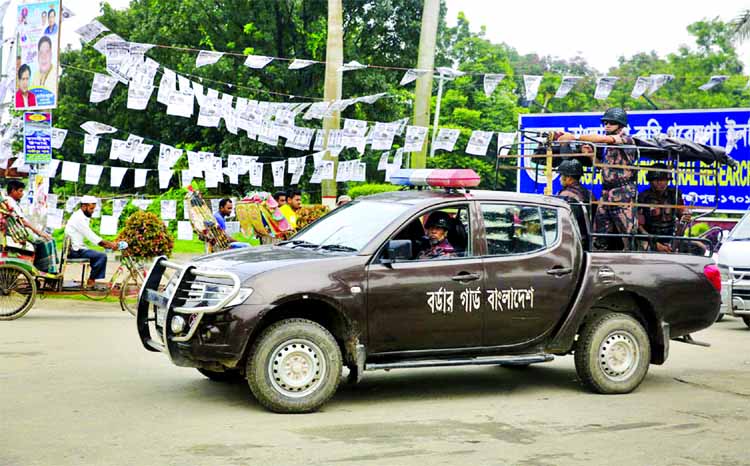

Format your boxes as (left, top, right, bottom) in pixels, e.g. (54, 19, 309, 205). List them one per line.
(64, 195, 117, 288)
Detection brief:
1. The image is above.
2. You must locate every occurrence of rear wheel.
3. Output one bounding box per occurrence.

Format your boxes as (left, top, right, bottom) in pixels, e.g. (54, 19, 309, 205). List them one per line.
(574, 312, 651, 394)
(246, 318, 342, 413)
(0, 264, 37, 320)
(742, 316, 750, 328)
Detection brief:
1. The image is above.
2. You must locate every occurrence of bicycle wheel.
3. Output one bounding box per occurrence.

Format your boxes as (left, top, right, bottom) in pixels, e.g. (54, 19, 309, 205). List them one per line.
(82, 282, 112, 300)
(119, 270, 143, 316)
(0, 264, 37, 320)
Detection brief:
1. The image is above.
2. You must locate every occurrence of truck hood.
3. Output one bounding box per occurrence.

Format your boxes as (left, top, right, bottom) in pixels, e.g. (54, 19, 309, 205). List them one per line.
(189, 246, 339, 282)
(716, 240, 750, 268)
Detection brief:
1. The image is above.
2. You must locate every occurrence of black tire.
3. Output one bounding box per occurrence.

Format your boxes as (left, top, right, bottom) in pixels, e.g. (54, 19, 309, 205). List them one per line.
(743, 316, 750, 328)
(246, 318, 342, 413)
(0, 264, 37, 321)
(574, 312, 651, 394)
(197, 368, 244, 383)
(716, 313, 725, 322)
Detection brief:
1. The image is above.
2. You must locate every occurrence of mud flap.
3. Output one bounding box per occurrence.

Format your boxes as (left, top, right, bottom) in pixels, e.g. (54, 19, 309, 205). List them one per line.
(651, 321, 670, 365)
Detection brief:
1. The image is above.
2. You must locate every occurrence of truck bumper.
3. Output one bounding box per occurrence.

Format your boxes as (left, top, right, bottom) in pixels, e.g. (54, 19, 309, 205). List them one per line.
(136, 257, 253, 369)
(721, 267, 750, 317)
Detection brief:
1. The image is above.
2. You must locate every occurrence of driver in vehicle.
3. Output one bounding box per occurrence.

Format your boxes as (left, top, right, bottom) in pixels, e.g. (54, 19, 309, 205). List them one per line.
(418, 212, 456, 260)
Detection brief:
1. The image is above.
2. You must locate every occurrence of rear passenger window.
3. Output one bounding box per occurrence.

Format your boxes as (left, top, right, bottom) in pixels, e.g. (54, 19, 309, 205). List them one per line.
(481, 204, 546, 255)
(542, 208, 558, 245)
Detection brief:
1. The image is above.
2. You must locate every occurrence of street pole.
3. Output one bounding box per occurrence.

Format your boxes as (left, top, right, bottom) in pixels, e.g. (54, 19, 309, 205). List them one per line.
(321, 0, 343, 209)
(411, 0, 439, 169)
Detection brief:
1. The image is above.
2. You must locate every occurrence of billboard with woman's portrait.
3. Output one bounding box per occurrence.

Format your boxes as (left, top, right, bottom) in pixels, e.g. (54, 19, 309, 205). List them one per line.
(15, 0, 61, 110)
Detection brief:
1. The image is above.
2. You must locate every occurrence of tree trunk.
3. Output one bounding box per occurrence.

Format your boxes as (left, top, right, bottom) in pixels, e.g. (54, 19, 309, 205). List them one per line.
(411, 0, 440, 169)
(321, 0, 343, 208)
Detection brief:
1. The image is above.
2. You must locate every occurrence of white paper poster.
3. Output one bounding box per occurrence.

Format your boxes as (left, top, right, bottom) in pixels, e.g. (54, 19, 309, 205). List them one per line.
(466, 130, 493, 156)
(523, 75, 543, 102)
(371, 123, 395, 151)
(109, 139, 126, 160)
(134, 169, 148, 188)
(84, 134, 100, 154)
(289, 59, 315, 70)
(196, 51, 224, 68)
(339, 60, 367, 72)
(647, 74, 673, 96)
(400, 69, 428, 86)
(158, 144, 182, 168)
(75, 20, 109, 43)
(100, 215, 118, 236)
(433, 128, 460, 152)
(244, 55, 273, 69)
(81, 121, 117, 135)
(271, 160, 285, 187)
(699, 75, 728, 91)
(90, 73, 118, 103)
(594, 77, 619, 100)
(159, 169, 173, 190)
(133, 144, 153, 164)
(630, 76, 652, 99)
(249, 162, 264, 186)
(110, 167, 128, 187)
(61, 161, 80, 182)
(291, 156, 306, 185)
(172, 220, 192, 240)
(156, 68, 176, 105)
(132, 199, 152, 211)
(85, 164, 104, 185)
(46, 208, 63, 229)
(51, 129, 67, 149)
(483, 73, 505, 97)
(112, 199, 128, 217)
(377, 152, 390, 170)
(404, 126, 428, 153)
(160, 200, 177, 220)
(497, 132, 517, 156)
(554, 76, 582, 98)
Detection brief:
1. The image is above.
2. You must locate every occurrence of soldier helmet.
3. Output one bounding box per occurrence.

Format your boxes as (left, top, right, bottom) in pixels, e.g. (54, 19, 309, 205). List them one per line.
(425, 211, 451, 231)
(558, 159, 584, 177)
(646, 162, 671, 182)
(601, 107, 628, 127)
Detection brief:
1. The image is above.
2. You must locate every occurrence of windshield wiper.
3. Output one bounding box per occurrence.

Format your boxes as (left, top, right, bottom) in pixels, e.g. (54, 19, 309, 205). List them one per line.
(278, 240, 319, 248)
(317, 244, 358, 252)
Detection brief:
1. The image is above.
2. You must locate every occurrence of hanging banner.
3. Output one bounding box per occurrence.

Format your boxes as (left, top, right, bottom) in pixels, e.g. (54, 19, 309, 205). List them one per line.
(15, 0, 62, 110)
(518, 108, 750, 211)
(23, 111, 52, 164)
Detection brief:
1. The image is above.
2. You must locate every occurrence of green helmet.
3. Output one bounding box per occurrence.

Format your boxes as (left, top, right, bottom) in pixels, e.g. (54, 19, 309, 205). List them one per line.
(646, 162, 671, 182)
(601, 107, 628, 127)
(558, 159, 584, 177)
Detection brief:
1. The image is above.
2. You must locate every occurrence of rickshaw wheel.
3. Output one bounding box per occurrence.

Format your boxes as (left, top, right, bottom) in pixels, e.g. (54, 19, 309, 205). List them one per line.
(0, 264, 37, 320)
(119, 271, 143, 316)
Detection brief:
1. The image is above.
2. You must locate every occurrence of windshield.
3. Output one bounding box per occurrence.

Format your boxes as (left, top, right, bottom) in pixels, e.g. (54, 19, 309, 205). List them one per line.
(731, 212, 750, 240)
(289, 200, 411, 251)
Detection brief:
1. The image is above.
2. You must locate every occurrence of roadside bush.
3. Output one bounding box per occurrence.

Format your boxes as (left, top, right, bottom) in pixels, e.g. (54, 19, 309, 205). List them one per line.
(296, 205, 329, 229)
(116, 210, 174, 258)
(347, 183, 401, 199)
(686, 222, 710, 237)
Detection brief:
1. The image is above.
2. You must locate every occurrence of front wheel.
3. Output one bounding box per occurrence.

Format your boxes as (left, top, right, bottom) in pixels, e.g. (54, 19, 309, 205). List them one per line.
(119, 271, 143, 316)
(574, 312, 651, 394)
(0, 264, 37, 320)
(246, 318, 342, 413)
(743, 316, 750, 328)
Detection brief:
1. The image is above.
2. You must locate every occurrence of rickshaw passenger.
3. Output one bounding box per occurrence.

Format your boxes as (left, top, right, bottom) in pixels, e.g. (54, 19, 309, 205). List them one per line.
(64, 195, 118, 288)
(5, 180, 58, 273)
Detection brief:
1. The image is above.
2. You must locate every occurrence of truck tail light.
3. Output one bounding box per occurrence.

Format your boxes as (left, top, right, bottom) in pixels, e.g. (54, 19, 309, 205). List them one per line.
(704, 264, 721, 292)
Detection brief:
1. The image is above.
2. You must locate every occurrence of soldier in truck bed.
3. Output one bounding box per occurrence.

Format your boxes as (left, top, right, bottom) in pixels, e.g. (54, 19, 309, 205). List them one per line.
(637, 163, 690, 253)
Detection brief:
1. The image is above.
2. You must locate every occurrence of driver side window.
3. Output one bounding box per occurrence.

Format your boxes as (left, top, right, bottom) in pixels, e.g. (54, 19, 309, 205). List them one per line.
(390, 205, 472, 261)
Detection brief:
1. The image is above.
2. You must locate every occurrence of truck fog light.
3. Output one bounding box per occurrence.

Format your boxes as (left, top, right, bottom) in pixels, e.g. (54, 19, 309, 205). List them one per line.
(171, 315, 187, 334)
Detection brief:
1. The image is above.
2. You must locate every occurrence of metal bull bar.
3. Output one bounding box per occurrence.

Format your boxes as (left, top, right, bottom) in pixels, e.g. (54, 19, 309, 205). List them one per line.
(136, 256, 241, 354)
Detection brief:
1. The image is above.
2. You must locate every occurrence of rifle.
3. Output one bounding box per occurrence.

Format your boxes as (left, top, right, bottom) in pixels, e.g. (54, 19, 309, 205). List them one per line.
(671, 200, 696, 252)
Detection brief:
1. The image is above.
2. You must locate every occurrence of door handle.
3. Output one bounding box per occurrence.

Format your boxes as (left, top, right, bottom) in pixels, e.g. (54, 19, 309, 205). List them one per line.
(451, 272, 481, 282)
(546, 267, 573, 277)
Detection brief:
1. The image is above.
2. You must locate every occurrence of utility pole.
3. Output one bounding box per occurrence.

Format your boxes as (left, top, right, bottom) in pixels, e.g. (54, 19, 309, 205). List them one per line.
(320, 0, 343, 209)
(412, 0, 439, 169)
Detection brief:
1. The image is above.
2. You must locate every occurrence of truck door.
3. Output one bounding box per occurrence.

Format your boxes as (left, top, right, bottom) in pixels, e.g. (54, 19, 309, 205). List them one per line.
(366, 203, 484, 353)
(478, 203, 578, 347)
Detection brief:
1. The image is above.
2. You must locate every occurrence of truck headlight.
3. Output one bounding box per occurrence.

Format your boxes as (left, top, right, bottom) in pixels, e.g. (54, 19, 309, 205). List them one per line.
(718, 264, 731, 283)
(183, 282, 253, 309)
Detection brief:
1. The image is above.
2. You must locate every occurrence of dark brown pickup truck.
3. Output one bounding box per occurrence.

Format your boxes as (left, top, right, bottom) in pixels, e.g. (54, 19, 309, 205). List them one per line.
(137, 189, 721, 413)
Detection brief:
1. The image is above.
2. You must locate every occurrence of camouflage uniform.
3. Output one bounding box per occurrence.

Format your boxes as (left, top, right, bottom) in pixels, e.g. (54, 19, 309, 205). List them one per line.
(418, 238, 456, 260)
(557, 181, 594, 205)
(593, 131, 637, 248)
(637, 186, 684, 247)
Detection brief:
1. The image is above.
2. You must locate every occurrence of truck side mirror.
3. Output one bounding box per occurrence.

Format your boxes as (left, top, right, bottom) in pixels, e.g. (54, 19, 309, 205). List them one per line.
(382, 239, 412, 265)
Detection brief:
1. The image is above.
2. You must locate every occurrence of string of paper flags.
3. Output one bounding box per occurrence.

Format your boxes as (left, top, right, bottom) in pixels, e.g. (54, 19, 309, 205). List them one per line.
(75, 19, 750, 104)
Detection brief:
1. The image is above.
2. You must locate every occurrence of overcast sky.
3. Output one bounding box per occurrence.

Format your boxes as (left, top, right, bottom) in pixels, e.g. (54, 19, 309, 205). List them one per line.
(5, 0, 750, 74)
(444, 0, 750, 73)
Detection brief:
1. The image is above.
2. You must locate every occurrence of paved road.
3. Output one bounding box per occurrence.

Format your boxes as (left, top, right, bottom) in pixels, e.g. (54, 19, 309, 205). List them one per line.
(1, 302, 749, 466)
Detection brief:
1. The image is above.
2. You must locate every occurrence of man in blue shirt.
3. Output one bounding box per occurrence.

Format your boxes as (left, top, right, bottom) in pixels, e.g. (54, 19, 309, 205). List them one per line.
(44, 9, 58, 35)
(214, 198, 248, 248)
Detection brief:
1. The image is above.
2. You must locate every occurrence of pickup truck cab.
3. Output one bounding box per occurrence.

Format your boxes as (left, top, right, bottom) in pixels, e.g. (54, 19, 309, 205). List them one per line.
(137, 170, 721, 413)
(718, 209, 750, 327)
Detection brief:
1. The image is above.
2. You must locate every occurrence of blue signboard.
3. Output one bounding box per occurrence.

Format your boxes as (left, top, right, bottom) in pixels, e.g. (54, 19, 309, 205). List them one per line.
(517, 108, 750, 212)
(23, 111, 52, 164)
